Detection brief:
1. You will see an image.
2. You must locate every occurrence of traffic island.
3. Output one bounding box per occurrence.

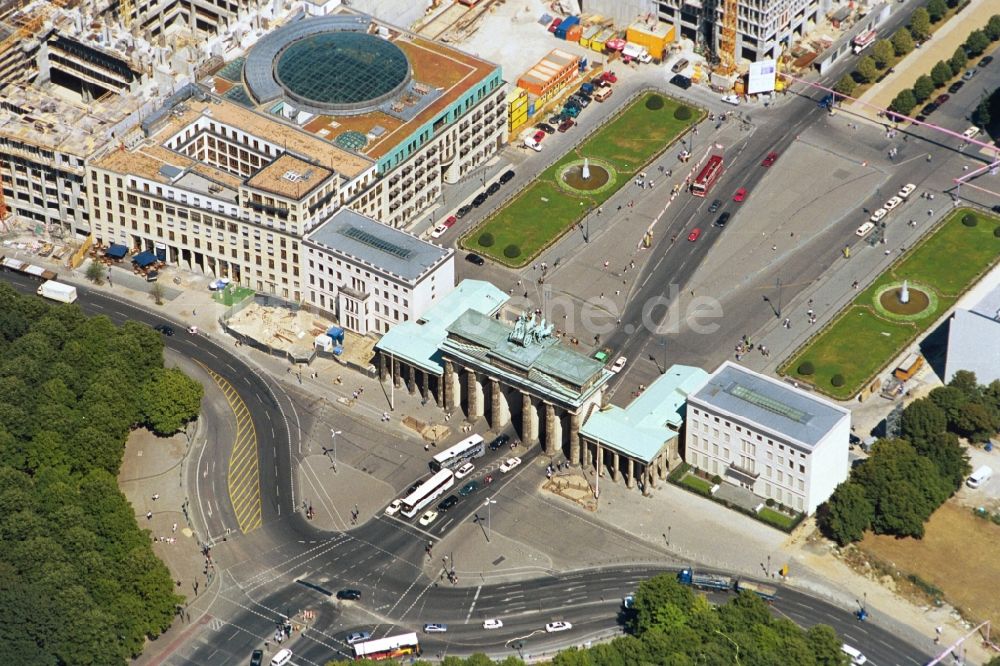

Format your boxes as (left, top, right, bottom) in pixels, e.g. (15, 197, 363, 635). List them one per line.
(781, 208, 1000, 399)
(461, 90, 703, 267)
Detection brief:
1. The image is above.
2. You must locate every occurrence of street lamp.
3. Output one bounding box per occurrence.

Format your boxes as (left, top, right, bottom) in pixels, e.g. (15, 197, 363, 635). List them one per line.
(330, 429, 342, 473)
(483, 497, 496, 542)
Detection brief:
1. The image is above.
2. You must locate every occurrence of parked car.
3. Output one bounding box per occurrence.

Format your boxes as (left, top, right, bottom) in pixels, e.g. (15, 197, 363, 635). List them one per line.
(437, 495, 459, 512)
(963, 69, 977, 80)
(670, 74, 691, 89)
(600, 71, 617, 83)
(921, 102, 939, 115)
(714, 212, 731, 228)
(499, 169, 515, 184)
(535, 123, 555, 134)
(610, 356, 627, 373)
(430, 223, 449, 238)
(532, 130, 546, 143)
(489, 434, 510, 450)
(455, 462, 475, 479)
(687, 228, 702, 242)
(384, 499, 403, 516)
(948, 80, 965, 93)
(465, 253, 485, 266)
(934, 93, 950, 105)
(898, 183, 916, 199)
(558, 118, 575, 132)
(979, 55, 993, 66)
(442, 215, 457, 228)
(472, 193, 487, 207)
(500, 457, 522, 473)
(486, 182, 500, 196)
(459, 480, 479, 496)
(545, 621, 573, 633)
(456, 204, 472, 219)
(346, 632, 371, 645)
(336, 589, 362, 600)
(883, 195, 903, 211)
(547, 17, 562, 33)
(419, 510, 439, 526)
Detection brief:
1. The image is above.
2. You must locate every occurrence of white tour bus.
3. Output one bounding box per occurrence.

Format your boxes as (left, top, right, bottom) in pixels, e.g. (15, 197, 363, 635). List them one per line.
(401, 469, 455, 518)
(430, 434, 485, 472)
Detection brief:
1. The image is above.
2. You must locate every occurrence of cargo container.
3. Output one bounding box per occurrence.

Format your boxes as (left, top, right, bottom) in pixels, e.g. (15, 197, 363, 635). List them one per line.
(677, 568, 777, 602)
(591, 29, 614, 53)
(626, 21, 675, 61)
(579, 26, 601, 49)
(565, 24, 583, 42)
(0, 255, 58, 281)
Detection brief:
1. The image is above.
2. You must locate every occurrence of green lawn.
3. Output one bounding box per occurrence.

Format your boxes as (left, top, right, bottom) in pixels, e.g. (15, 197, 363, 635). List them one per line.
(783, 209, 1000, 399)
(463, 92, 701, 266)
(212, 285, 255, 307)
(758, 507, 798, 530)
(680, 473, 713, 495)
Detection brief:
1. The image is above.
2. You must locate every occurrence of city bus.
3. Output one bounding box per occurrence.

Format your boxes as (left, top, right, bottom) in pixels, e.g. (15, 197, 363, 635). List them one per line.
(401, 469, 455, 518)
(430, 434, 485, 472)
(690, 155, 724, 197)
(353, 632, 421, 661)
(852, 29, 877, 54)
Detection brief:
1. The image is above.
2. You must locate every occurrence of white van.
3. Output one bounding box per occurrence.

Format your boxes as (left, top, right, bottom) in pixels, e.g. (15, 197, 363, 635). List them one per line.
(967, 465, 993, 488)
(841, 644, 867, 665)
(962, 126, 980, 140)
(523, 136, 542, 152)
(856, 222, 875, 237)
(270, 648, 293, 666)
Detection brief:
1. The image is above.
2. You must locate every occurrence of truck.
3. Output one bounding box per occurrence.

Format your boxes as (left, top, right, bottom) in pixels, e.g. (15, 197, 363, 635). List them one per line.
(677, 569, 778, 602)
(37, 280, 78, 304)
(622, 42, 652, 64)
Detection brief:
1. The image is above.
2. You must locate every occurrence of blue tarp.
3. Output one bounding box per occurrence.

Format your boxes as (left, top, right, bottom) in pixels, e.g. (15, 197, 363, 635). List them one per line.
(132, 251, 156, 268)
(326, 326, 345, 344)
(105, 244, 127, 259)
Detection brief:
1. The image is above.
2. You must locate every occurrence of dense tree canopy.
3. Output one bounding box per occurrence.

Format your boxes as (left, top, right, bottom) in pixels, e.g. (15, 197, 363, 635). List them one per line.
(0, 283, 195, 663)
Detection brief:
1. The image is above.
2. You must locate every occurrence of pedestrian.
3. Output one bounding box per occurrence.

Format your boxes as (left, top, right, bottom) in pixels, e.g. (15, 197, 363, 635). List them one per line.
(772, 245, 777, 251)
(146, 511, 153, 520)
(152, 494, 160, 501)
(172, 522, 177, 533)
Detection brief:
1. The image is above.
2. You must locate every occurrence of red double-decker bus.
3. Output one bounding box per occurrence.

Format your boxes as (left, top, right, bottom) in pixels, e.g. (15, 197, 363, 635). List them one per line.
(691, 155, 724, 197)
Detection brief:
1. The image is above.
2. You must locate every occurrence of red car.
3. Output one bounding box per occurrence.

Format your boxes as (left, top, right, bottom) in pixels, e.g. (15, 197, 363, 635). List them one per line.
(601, 71, 618, 83)
(548, 17, 562, 33)
(442, 215, 457, 228)
(733, 188, 748, 202)
(761, 152, 778, 167)
(687, 228, 702, 242)
(533, 130, 546, 143)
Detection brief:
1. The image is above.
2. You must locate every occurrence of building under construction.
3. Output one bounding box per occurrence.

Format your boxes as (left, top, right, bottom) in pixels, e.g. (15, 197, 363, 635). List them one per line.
(583, 0, 819, 64)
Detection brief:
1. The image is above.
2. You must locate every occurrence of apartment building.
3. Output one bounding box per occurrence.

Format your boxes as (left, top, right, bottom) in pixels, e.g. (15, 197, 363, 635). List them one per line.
(685, 361, 850, 514)
(303, 208, 454, 335)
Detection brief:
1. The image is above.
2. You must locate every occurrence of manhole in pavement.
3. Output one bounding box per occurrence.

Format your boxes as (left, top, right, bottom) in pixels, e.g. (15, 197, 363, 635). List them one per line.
(492, 556, 506, 566)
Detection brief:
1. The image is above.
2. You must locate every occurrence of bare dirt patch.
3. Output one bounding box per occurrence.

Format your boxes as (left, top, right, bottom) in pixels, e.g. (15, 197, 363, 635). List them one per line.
(859, 501, 1000, 627)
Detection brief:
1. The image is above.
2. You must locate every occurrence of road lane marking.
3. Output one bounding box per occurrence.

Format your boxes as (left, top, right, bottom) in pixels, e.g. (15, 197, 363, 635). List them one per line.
(465, 586, 482, 622)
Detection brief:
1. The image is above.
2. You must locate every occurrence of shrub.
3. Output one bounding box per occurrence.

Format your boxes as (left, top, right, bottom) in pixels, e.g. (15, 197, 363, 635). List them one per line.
(646, 94, 665, 110)
(478, 232, 494, 247)
(798, 361, 815, 376)
(766, 498, 776, 507)
(962, 213, 978, 227)
(831, 374, 846, 387)
(711, 474, 722, 485)
(994, 226, 1000, 238)
(674, 105, 691, 120)
(503, 244, 521, 259)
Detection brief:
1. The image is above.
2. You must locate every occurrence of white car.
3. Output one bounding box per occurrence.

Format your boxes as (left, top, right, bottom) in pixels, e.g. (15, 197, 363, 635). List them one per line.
(898, 183, 916, 199)
(483, 618, 503, 629)
(869, 208, 888, 223)
(455, 462, 475, 479)
(499, 457, 522, 473)
(385, 499, 403, 516)
(545, 621, 573, 633)
(883, 196, 903, 211)
(721, 94, 741, 106)
(610, 356, 627, 373)
(855, 222, 875, 237)
(430, 224, 448, 238)
(419, 510, 439, 526)
(841, 644, 868, 665)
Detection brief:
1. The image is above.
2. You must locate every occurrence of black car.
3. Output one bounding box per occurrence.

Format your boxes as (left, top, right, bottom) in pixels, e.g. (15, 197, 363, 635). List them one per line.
(981, 55, 994, 66)
(499, 169, 515, 184)
(535, 123, 556, 134)
(670, 74, 691, 89)
(154, 324, 175, 336)
(993, 204, 1000, 213)
(489, 434, 510, 451)
(437, 495, 459, 512)
(250, 649, 264, 666)
(472, 193, 488, 207)
(456, 205, 472, 219)
(714, 212, 731, 228)
(336, 589, 362, 600)
(921, 102, 938, 115)
(548, 114, 564, 125)
(486, 182, 501, 196)
(459, 480, 479, 496)
(948, 80, 965, 94)
(708, 199, 722, 213)
(915, 114, 928, 123)
(465, 253, 485, 266)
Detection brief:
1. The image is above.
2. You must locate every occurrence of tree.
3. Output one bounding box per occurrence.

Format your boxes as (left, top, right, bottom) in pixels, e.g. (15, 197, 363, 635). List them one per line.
(856, 56, 879, 83)
(834, 74, 857, 97)
(931, 60, 953, 87)
(892, 28, 915, 56)
(949, 46, 968, 75)
(889, 89, 918, 116)
(949, 369, 982, 399)
(912, 75, 935, 103)
(818, 482, 874, 545)
(909, 7, 931, 40)
(953, 402, 997, 442)
(806, 624, 849, 666)
(914, 432, 970, 491)
(872, 39, 895, 69)
(929, 385, 969, 426)
(901, 397, 947, 445)
(926, 0, 947, 22)
(85, 260, 105, 285)
(149, 282, 165, 305)
(974, 95, 992, 129)
(631, 574, 694, 634)
(966, 30, 990, 57)
(141, 367, 204, 435)
(987, 14, 1000, 41)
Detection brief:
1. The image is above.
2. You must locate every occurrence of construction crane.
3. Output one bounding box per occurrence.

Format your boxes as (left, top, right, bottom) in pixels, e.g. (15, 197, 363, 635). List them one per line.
(717, 0, 738, 76)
